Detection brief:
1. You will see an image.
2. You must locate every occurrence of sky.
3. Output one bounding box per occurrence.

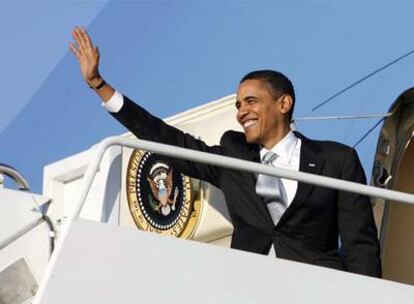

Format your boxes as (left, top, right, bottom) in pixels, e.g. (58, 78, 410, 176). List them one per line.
(1, 0, 414, 193)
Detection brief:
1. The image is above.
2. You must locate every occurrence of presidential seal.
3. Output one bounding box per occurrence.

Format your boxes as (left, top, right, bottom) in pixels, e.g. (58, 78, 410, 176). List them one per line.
(126, 150, 200, 238)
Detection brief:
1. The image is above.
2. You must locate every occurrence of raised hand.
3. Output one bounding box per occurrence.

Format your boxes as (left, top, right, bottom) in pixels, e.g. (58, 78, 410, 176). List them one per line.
(69, 26, 102, 87)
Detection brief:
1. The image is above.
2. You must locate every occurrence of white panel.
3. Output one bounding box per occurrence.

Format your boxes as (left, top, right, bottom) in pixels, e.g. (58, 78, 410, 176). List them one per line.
(0, 189, 47, 249)
(38, 220, 414, 304)
(209, 235, 231, 247)
(0, 222, 51, 283)
(62, 178, 84, 219)
(43, 146, 122, 227)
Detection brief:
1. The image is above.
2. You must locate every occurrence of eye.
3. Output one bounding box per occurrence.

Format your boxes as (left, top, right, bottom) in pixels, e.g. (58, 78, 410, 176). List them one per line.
(235, 101, 240, 109)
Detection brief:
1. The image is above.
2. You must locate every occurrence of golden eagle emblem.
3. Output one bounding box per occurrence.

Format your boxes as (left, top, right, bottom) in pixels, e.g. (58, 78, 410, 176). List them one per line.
(147, 162, 179, 216)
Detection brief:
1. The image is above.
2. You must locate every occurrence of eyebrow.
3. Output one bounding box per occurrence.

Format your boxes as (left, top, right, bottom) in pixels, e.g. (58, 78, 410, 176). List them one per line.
(244, 95, 259, 100)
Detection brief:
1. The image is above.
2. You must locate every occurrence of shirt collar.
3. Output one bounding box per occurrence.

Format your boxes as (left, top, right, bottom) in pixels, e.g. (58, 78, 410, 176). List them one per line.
(259, 131, 298, 163)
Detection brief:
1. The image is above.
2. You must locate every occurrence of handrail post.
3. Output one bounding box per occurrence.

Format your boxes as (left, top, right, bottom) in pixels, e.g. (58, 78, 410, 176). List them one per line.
(33, 136, 116, 304)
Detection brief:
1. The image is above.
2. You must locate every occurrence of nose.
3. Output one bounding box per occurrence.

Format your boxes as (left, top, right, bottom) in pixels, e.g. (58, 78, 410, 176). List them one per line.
(237, 103, 248, 122)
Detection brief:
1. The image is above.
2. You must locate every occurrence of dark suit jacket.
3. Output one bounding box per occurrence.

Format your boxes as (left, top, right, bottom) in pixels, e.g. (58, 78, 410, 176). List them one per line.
(112, 95, 382, 278)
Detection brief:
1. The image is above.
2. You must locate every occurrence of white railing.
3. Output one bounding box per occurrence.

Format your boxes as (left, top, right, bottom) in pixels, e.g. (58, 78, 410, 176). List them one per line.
(0, 163, 30, 190)
(79, 137, 414, 212)
(34, 136, 414, 303)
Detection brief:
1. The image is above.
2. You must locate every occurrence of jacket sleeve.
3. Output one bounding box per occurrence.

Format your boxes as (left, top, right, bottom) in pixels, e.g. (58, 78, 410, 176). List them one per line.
(337, 148, 382, 277)
(110, 95, 223, 187)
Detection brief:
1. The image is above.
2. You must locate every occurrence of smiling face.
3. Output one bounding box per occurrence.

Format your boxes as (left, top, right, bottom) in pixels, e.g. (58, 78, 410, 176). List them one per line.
(236, 79, 292, 149)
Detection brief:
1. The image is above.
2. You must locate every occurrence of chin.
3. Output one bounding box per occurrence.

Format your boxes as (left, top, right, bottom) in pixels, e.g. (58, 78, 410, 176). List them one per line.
(244, 133, 258, 144)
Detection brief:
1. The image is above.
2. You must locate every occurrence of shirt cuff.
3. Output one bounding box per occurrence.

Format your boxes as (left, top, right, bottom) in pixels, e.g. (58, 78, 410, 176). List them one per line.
(101, 90, 124, 113)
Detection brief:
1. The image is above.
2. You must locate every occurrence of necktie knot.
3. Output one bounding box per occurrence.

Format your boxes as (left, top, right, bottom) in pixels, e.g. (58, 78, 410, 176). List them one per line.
(262, 151, 278, 165)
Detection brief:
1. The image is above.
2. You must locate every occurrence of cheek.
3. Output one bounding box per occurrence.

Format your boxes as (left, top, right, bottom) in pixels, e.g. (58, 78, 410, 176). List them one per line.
(236, 113, 241, 123)
(260, 112, 278, 135)
(266, 108, 280, 126)
(260, 109, 271, 127)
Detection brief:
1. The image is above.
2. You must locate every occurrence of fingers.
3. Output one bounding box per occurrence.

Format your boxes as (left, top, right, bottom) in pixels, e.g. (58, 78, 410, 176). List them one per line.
(77, 27, 94, 55)
(72, 26, 94, 56)
(79, 27, 94, 50)
(72, 27, 86, 56)
(68, 43, 80, 60)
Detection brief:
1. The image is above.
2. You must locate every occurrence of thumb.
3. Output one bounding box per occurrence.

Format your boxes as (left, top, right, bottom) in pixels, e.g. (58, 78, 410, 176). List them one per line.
(94, 46, 100, 59)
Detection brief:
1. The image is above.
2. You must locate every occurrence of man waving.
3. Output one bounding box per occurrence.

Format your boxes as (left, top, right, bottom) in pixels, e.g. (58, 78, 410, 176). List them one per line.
(69, 26, 381, 277)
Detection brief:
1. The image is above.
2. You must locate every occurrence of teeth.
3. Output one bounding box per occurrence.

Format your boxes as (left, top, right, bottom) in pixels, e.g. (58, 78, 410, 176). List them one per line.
(243, 120, 257, 128)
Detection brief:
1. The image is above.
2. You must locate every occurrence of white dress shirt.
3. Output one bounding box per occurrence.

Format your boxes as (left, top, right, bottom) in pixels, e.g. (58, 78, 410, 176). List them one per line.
(259, 130, 301, 209)
(102, 90, 124, 113)
(103, 91, 302, 257)
(260, 131, 301, 257)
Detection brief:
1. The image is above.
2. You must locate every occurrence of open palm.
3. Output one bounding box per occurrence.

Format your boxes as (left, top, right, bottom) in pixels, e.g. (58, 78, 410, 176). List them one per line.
(68, 26, 100, 85)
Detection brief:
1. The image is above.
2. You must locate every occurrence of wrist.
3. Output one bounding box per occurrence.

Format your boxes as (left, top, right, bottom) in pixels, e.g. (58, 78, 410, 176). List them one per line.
(87, 75, 105, 90)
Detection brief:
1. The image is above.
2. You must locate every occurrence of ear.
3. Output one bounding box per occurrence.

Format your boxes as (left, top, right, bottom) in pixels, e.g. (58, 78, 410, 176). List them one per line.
(278, 94, 293, 115)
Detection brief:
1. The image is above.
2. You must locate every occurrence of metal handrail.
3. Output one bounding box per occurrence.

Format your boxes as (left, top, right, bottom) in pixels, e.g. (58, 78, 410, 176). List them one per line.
(294, 112, 392, 121)
(0, 163, 30, 191)
(33, 136, 414, 303)
(73, 137, 414, 220)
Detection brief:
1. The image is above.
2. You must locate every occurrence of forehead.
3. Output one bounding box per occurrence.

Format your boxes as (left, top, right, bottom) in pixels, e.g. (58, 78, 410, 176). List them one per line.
(236, 79, 273, 99)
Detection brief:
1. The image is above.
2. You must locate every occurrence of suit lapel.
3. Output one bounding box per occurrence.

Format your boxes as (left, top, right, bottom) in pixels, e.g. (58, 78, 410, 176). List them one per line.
(276, 133, 325, 227)
(233, 132, 326, 229)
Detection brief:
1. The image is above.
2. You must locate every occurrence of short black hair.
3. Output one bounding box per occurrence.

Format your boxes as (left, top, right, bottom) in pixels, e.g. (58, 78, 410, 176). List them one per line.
(240, 70, 295, 121)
